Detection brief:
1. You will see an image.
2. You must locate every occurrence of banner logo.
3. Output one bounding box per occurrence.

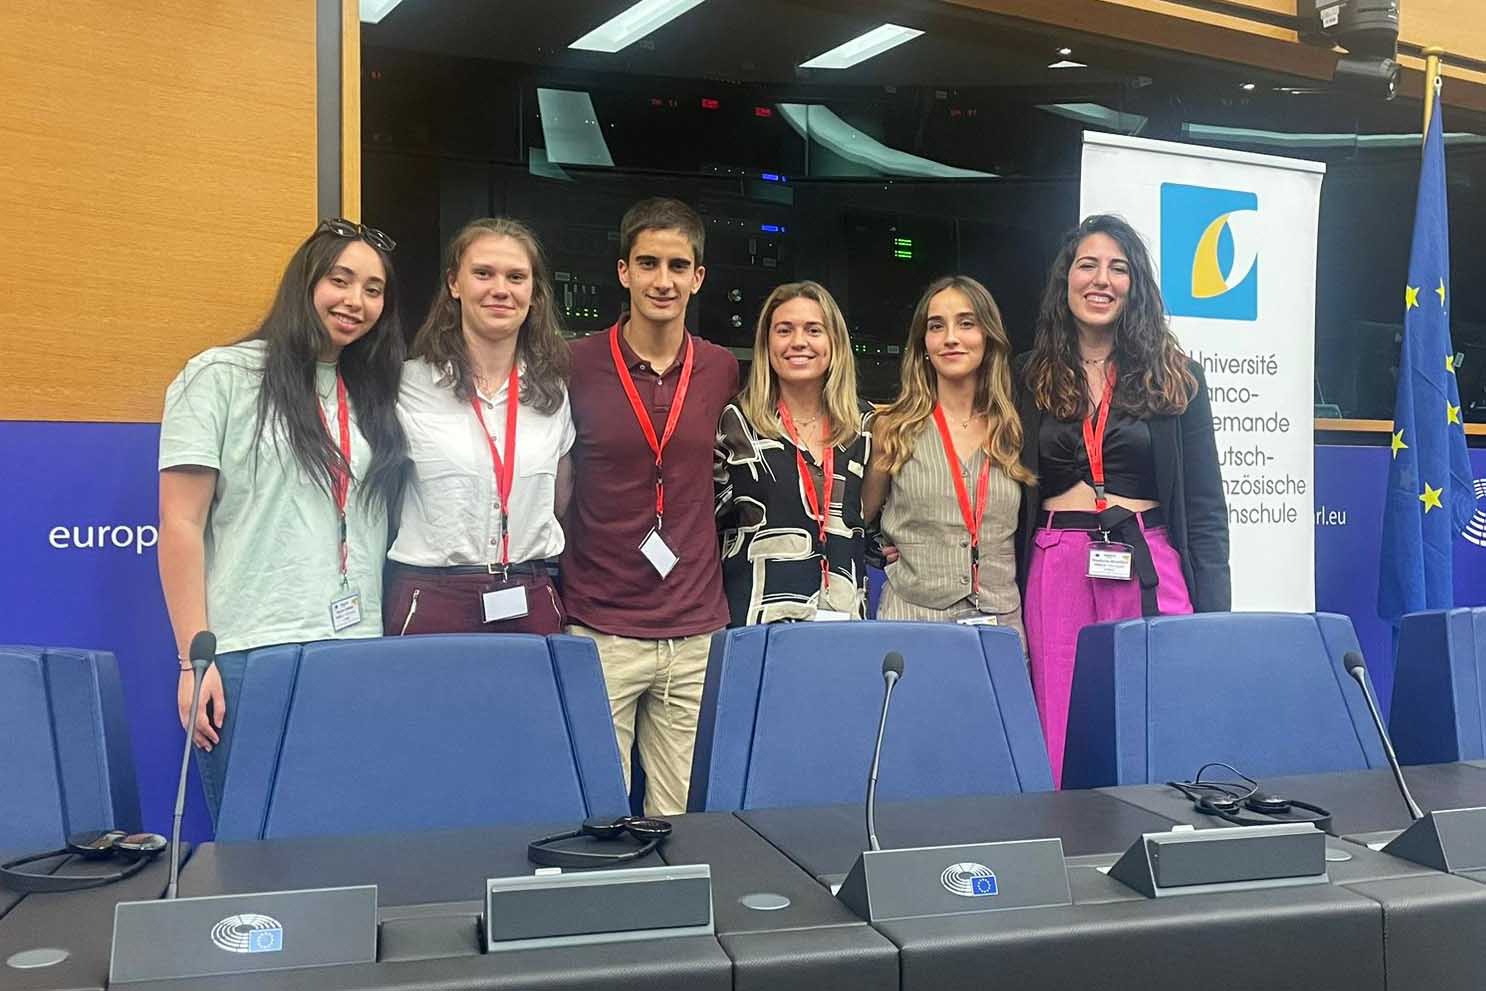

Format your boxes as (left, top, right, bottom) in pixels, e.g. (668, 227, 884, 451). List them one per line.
(1161, 182, 1259, 321)
(940, 862, 998, 897)
(211, 914, 284, 954)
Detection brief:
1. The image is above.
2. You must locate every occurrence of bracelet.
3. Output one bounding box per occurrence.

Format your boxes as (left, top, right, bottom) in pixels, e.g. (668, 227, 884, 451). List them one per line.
(178, 665, 193, 673)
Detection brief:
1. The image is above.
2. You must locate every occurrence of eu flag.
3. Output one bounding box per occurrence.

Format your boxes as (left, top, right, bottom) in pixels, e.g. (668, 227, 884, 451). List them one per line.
(1379, 92, 1474, 623)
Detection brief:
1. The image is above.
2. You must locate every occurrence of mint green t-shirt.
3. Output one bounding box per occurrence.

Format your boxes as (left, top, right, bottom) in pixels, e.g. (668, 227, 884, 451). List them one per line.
(158, 341, 387, 653)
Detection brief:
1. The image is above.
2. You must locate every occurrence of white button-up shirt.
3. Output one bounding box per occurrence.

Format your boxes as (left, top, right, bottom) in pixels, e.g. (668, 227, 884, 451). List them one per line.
(389, 358, 574, 567)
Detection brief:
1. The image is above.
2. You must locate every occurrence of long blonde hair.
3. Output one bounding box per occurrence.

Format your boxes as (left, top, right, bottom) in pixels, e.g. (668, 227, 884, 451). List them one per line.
(872, 275, 1033, 483)
(739, 281, 861, 448)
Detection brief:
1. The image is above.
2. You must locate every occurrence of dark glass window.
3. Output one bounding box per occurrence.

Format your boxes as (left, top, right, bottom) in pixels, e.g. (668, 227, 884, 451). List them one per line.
(363, 1, 1486, 413)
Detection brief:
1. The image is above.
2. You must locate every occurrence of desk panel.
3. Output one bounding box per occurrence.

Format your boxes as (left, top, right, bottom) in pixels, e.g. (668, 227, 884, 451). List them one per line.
(0, 852, 172, 991)
(1101, 763, 1486, 837)
(739, 789, 1179, 882)
(662, 813, 898, 991)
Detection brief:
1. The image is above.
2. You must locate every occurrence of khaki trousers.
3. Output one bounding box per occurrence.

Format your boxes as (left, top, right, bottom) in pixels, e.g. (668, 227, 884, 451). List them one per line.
(566, 624, 716, 816)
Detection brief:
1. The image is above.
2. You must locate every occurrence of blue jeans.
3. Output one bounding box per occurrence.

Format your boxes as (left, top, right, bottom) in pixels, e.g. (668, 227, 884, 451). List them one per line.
(192, 649, 248, 830)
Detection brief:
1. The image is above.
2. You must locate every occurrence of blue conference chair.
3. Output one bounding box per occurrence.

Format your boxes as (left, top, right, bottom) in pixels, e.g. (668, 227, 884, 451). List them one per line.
(1390, 607, 1486, 764)
(215, 635, 628, 841)
(1061, 613, 1388, 789)
(0, 646, 141, 851)
(689, 622, 1052, 812)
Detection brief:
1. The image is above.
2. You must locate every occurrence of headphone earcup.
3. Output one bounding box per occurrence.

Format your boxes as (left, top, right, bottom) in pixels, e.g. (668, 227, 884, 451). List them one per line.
(113, 833, 168, 862)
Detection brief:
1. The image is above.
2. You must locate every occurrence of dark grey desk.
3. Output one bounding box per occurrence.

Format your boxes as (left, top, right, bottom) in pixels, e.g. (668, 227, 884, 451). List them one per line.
(1099, 762, 1486, 838)
(0, 814, 893, 991)
(0, 850, 172, 991)
(739, 786, 1486, 991)
(739, 788, 1179, 886)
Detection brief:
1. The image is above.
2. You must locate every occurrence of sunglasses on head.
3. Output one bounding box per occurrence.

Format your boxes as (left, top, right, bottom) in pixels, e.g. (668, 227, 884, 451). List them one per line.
(317, 218, 396, 253)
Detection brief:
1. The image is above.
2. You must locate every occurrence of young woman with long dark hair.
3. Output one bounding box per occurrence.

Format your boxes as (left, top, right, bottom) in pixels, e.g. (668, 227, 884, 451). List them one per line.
(384, 217, 574, 635)
(157, 219, 407, 823)
(1019, 214, 1230, 785)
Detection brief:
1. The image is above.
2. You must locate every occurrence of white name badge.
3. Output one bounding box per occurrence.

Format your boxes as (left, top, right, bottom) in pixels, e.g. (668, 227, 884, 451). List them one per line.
(1087, 542, 1135, 581)
(639, 528, 679, 579)
(812, 609, 852, 622)
(955, 615, 999, 627)
(329, 588, 363, 632)
(482, 584, 530, 623)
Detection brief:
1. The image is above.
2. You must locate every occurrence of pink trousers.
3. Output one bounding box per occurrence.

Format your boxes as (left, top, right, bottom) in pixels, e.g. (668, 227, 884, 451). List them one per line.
(1024, 516, 1193, 787)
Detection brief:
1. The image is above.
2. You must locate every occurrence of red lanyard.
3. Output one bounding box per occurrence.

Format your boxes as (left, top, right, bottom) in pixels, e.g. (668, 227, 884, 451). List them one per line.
(609, 324, 695, 530)
(777, 403, 834, 590)
(315, 372, 351, 581)
(931, 405, 991, 602)
(1081, 366, 1117, 512)
(469, 364, 521, 568)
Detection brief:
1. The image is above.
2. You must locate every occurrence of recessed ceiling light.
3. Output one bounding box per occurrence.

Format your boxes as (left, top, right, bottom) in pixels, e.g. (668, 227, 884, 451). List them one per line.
(570, 0, 709, 53)
(1047, 59, 1087, 69)
(360, 0, 405, 23)
(800, 24, 925, 70)
(1241, 82, 1257, 91)
(1058, 47, 1073, 56)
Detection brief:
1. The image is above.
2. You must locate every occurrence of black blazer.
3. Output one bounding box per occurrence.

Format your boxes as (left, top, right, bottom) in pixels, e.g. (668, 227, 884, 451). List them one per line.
(1014, 355, 1232, 612)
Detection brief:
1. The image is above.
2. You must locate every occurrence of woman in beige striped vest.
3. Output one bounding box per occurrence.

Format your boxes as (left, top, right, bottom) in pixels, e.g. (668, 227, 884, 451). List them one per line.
(863, 276, 1033, 636)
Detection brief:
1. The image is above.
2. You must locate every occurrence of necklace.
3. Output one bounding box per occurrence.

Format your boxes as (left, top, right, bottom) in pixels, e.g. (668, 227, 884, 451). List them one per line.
(782, 404, 822, 429)
(1080, 354, 1110, 367)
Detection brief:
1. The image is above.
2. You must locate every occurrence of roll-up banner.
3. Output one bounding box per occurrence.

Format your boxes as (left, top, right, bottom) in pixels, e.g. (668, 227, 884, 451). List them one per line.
(1080, 131, 1326, 611)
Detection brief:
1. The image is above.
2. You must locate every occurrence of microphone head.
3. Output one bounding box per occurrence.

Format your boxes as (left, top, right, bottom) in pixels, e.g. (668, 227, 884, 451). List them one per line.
(1342, 650, 1367, 679)
(882, 651, 904, 679)
(187, 631, 217, 668)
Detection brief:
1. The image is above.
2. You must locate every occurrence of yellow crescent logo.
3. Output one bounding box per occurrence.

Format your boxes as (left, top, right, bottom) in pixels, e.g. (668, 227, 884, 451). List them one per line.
(1190, 210, 1260, 300)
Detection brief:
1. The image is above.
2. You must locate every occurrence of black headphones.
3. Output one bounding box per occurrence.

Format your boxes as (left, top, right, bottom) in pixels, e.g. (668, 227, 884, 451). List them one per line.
(527, 816, 673, 868)
(0, 830, 168, 893)
(1168, 762, 1333, 833)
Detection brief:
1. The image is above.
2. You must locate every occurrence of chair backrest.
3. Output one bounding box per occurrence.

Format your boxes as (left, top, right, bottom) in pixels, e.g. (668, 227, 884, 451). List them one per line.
(0, 646, 140, 850)
(1062, 613, 1388, 789)
(1391, 608, 1486, 764)
(216, 635, 628, 841)
(689, 622, 1052, 812)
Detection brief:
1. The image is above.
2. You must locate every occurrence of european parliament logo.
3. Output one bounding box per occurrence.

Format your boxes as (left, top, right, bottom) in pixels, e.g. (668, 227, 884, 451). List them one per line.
(1160, 182, 1259, 321)
(211, 914, 284, 954)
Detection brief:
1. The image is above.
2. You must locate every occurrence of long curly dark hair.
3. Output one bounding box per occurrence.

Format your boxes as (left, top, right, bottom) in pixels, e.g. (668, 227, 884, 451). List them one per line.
(247, 227, 407, 512)
(1024, 214, 1195, 420)
(411, 218, 570, 414)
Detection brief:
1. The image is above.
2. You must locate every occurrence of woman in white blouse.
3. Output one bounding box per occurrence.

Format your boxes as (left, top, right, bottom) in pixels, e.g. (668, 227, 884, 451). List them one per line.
(386, 218, 574, 634)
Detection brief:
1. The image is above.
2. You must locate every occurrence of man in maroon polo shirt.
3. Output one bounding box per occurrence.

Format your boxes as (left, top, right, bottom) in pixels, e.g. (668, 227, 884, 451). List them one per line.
(563, 197, 739, 816)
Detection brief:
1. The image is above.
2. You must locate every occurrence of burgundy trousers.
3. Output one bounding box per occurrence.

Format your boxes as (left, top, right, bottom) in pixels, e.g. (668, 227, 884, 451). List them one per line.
(383, 565, 566, 636)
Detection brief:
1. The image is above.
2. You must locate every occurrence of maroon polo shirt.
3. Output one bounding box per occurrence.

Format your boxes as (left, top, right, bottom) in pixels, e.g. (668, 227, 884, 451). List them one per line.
(562, 321, 739, 638)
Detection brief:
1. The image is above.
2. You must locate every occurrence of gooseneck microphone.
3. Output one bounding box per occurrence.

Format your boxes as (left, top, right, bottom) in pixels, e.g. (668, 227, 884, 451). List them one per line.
(1344, 649, 1424, 821)
(866, 651, 905, 852)
(168, 630, 217, 899)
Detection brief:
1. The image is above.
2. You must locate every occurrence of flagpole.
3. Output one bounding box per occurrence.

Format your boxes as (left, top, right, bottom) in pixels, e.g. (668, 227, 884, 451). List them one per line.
(1422, 46, 1444, 136)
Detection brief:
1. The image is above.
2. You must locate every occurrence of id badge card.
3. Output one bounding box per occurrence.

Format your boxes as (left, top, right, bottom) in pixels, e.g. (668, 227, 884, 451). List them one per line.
(482, 583, 530, 623)
(639, 527, 679, 579)
(1087, 541, 1134, 581)
(955, 614, 999, 627)
(330, 586, 363, 632)
(812, 609, 852, 622)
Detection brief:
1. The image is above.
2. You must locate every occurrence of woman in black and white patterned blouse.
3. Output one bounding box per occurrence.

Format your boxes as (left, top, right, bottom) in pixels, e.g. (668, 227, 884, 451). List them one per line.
(715, 281, 872, 626)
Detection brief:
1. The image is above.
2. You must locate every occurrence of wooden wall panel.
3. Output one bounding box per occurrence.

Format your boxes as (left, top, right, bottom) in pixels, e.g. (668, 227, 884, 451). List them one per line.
(0, 1, 318, 423)
(342, 0, 362, 222)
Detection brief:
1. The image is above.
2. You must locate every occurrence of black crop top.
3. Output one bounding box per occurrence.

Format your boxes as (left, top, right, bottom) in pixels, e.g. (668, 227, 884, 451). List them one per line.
(1038, 406, 1159, 500)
